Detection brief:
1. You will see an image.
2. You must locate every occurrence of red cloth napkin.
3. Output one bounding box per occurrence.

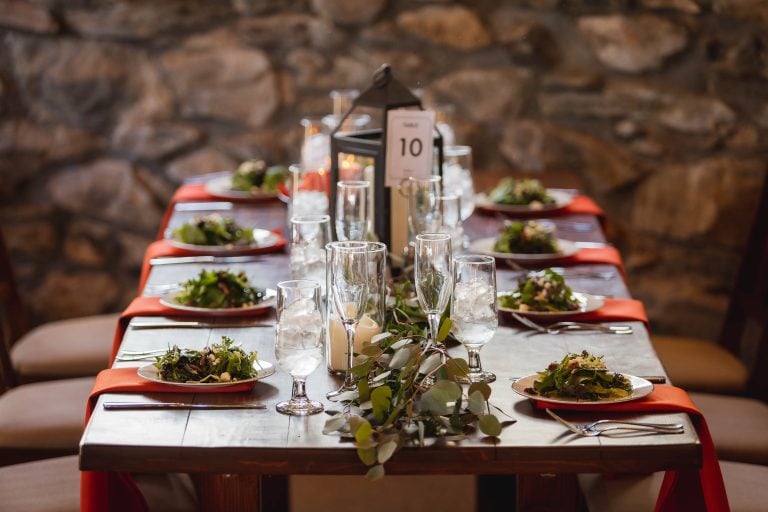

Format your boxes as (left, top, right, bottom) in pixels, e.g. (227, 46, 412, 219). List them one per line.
(81, 367, 255, 512)
(138, 230, 286, 291)
(478, 195, 604, 219)
(502, 298, 648, 326)
(533, 385, 729, 512)
(110, 296, 271, 362)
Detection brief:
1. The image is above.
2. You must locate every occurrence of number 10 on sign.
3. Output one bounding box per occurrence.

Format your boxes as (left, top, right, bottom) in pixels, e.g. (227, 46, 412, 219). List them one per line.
(385, 110, 435, 187)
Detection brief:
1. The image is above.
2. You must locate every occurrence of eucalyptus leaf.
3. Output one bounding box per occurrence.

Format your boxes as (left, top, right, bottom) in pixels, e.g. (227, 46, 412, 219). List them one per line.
(437, 317, 452, 342)
(357, 379, 370, 402)
(377, 440, 398, 464)
(418, 352, 443, 375)
(426, 379, 462, 403)
(468, 381, 492, 401)
(371, 332, 392, 344)
(389, 347, 412, 369)
(479, 414, 502, 437)
(366, 464, 386, 481)
(468, 390, 486, 416)
(389, 338, 411, 351)
(371, 370, 392, 383)
(357, 447, 377, 466)
(322, 415, 348, 434)
(361, 345, 383, 358)
(444, 358, 469, 379)
(371, 386, 392, 422)
(328, 390, 358, 402)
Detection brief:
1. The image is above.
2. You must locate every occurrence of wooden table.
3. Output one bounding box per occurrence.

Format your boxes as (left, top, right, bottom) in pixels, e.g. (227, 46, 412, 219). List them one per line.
(79, 197, 701, 511)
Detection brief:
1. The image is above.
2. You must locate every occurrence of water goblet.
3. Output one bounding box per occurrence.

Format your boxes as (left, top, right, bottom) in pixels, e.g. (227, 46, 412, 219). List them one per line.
(442, 145, 475, 222)
(450, 255, 498, 383)
(335, 180, 371, 241)
(407, 175, 442, 237)
(436, 193, 464, 255)
(326, 241, 369, 399)
(289, 163, 330, 219)
(289, 214, 331, 296)
(275, 280, 325, 415)
(414, 233, 452, 348)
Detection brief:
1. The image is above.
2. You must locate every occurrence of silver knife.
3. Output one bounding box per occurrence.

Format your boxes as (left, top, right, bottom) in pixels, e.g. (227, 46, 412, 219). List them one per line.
(130, 321, 274, 329)
(103, 402, 267, 410)
(173, 201, 233, 212)
(149, 255, 264, 265)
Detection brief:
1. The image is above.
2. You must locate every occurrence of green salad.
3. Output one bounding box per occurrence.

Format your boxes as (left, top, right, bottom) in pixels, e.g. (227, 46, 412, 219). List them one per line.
(231, 159, 288, 194)
(154, 336, 258, 383)
(171, 214, 253, 246)
(493, 220, 558, 254)
(488, 177, 554, 206)
(499, 269, 580, 312)
(175, 269, 266, 309)
(530, 351, 633, 400)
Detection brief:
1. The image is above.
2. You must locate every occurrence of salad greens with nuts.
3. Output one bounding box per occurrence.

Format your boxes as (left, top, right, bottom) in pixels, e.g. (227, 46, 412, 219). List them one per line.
(171, 214, 253, 246)
(154, 336, 258, 383)
(492, 220, 558, 254)
(175, 269, 266, 309)
(488, 177, 554, 207)
(499, 269, 580, 312)
(231, 159, 288, 194)
(530, 351, 633, 400)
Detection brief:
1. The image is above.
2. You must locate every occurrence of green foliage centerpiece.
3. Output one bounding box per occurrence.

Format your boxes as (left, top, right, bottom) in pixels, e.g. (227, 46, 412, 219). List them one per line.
(323, 281, 503, 480)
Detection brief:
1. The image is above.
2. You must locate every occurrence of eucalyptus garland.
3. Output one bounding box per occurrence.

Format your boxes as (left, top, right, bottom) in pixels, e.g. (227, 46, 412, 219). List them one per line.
(323, 281, 504, 480)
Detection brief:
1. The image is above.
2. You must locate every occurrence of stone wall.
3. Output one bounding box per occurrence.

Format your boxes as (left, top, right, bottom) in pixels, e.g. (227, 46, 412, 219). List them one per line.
(1, 0, 766, 338)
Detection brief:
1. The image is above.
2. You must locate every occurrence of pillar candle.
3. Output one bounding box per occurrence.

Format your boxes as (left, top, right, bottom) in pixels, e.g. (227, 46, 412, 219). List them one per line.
(327, 313, 382, 371)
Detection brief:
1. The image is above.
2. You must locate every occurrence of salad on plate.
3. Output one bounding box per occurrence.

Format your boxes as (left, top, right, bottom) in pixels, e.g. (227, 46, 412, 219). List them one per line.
(493, 220, 558, 254)
(231, 159, 289, 195)
(153, 336, 258, 384)
(175, 269, 267, 309)
(170, 214, 254, 247)
(499, 269, 580, 313)
(488, 177, 555, 207)
(529, 351, 633, 401)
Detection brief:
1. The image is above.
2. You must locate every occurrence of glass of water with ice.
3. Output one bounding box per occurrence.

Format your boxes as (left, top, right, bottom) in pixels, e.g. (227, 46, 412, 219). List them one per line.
(450, 255, 498, 383)
(290, 215, 331, 296)
(275, 280, 325, 416)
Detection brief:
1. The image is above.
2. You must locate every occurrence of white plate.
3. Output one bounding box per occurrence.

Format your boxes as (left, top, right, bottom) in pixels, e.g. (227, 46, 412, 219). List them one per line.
(469, 237, 579, 261)
(497, 292, 604, 318)
(165, 228, 282, 254)
(476, 189, 573, 214)
(160, 288, 276, 317)
(137, 360, 275, 388)
(204, 174, 278, 200)
(512, 374, 653, 405)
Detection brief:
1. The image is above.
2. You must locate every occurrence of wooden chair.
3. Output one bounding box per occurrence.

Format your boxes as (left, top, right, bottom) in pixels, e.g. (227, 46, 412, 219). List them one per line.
(0, 230, 116, 384)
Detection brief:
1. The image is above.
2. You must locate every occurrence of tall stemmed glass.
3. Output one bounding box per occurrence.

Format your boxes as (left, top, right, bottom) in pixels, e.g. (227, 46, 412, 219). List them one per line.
(408, 175, 442, 237)
(414, 233, 453, 348)
(326, 241, 368, 399)
(450, 255, 498, 383)
(335, 181, 371, 241)
(274, 280, 325, 415)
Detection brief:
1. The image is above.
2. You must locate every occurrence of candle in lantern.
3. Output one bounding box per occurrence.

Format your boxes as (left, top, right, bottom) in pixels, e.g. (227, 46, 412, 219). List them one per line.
(327, 313, 382, 371)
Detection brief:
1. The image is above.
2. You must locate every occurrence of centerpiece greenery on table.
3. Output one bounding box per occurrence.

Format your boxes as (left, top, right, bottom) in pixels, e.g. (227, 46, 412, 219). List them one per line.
(323, 280, 505, 480)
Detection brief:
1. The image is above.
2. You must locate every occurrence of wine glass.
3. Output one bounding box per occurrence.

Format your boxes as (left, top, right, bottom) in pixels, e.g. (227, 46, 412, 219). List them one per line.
(442, 145, 475, 222)
(450, 255, 498, 383)
(289, 215, 331, 296)
(335, 180, 371, 241)
(274, 280, 325, 415)
(414, 233, 452, 348)
(407, 175, 442, 237)
(326, 241, 368, 399)
(436, 193, 464, 255)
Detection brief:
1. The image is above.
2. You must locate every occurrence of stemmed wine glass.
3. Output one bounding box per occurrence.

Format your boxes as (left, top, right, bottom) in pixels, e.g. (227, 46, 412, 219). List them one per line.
(407, 175, 442, 236)
(450, 255, 498, 383)
(414, 233, 452, 348)
(335, 180, 371, 241)
(274, 280, 325, 415)
(326, 241, 368, 399)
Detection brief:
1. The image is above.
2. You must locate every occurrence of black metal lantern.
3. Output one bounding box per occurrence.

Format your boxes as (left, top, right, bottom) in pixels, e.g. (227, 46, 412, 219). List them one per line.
(329, 64, 443, 256)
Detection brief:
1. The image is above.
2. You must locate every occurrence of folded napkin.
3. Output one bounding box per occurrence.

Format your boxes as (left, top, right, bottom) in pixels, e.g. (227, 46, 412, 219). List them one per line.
(478, 194, 605, 219)
(533, 385, 729, 512)
(557, 246, 626, 279)
(572, 298, 647, 325)
(138, 229, 286, 291)
(81, 367, 255, 512)
(111, 296, 271, 362)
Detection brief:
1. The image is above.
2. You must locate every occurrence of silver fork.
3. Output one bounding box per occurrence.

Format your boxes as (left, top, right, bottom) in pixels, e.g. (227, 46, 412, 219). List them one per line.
(546, 409, 685, 436)
(512, 313, 632, 335)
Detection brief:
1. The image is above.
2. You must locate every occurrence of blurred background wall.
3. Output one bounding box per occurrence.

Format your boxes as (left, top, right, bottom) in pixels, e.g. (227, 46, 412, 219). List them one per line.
(1, 0, 766, 338)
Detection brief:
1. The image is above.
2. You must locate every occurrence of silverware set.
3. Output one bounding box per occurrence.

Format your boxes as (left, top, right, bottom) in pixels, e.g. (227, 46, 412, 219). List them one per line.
(103, 402, 266, 410)
(511, 313, 633, 335)
(149, 255, 265, 266)
(546, 409, 684, 437)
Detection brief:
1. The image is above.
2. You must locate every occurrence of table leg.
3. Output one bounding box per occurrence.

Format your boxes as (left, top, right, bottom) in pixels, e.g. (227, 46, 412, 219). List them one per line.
(192, 473, 262, 512)
(517, 474, 583, 512)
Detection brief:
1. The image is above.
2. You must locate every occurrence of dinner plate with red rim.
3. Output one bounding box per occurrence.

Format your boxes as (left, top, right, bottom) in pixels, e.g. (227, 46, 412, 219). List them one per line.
(468, 237, 579, 261)
(511, 374, 654, 405)
(475, 189, 573, 214)
(159, 289, 276, 317)
(204, 174, 280, 201)
(164, 228, 282, 254)
(137, 360, 275, 388)
(497, 291, 604, 319)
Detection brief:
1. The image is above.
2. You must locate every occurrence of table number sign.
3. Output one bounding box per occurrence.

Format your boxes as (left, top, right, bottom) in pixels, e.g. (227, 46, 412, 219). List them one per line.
(385, 109, 436, 187)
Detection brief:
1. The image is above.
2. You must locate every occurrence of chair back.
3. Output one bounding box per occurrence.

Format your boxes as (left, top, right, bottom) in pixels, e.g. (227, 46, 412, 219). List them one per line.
(719, 172, 768, 401)
(0, 231, 29, 346)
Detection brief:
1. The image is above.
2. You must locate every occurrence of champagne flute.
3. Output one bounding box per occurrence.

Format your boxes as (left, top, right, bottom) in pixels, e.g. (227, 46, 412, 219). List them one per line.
(289, 215, 331, 296)
(408, 175, 442, 237)
(326, 241, 368, 399)
(335, 181, 371, 241)
(414, 233, 452, 348)
(275, 280, 325, 415)
(450, 255, 498, 383)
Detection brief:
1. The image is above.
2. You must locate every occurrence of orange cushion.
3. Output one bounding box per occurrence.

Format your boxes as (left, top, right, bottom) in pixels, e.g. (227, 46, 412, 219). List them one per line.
(652, 335, 748, 393)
